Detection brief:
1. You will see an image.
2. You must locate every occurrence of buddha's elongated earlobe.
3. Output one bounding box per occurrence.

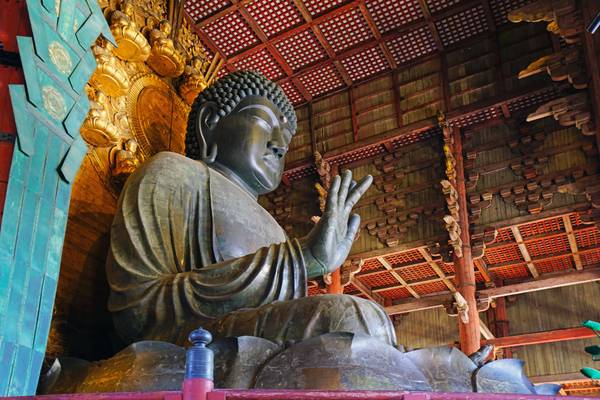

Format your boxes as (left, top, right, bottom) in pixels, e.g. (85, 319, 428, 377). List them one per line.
(196, 102, 219, 163)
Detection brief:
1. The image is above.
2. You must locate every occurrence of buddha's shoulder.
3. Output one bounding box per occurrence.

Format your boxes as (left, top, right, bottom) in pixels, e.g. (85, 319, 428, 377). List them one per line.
(131, 152, 208, 186)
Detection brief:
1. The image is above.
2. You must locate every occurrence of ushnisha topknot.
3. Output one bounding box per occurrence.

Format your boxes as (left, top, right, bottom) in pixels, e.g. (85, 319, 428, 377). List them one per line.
(185, 70, 297, 161)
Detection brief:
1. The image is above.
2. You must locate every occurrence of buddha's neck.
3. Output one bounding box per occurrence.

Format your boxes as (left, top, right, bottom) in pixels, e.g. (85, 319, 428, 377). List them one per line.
(211, 162, 258, 199)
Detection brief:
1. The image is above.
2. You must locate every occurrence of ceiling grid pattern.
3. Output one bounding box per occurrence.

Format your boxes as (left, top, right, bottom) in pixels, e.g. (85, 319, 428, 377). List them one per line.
(187, 0, 536, 104)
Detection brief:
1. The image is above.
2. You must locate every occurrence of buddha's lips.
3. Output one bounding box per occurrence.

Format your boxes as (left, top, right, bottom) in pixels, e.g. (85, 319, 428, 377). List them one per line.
(263, 154, 281, 171)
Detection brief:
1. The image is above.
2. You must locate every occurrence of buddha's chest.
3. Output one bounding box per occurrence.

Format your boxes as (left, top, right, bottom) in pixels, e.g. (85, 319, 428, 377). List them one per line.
(209, 169, 287, 261)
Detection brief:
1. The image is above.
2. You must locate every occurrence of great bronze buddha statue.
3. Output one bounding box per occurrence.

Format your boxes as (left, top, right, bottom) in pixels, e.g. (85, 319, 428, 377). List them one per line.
(106, 70, 396, 348)
(41, 72, 559, 396)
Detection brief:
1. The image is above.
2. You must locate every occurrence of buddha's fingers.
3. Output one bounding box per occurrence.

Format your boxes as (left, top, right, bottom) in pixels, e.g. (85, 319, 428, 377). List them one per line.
(344, 175, 372, 213)
(337, 170, 353, 210)
(326, 175, 341, 214)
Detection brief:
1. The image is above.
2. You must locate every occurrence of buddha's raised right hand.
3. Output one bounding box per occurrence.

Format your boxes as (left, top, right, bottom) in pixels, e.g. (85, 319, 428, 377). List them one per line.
(300, 170, 372, 278)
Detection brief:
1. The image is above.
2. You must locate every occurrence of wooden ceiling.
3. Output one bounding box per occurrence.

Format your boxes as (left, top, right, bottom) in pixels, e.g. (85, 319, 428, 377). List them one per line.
(185, 0, 531, 104)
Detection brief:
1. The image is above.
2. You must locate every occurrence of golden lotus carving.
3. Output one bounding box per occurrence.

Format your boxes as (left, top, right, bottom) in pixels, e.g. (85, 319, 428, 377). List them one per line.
(146, 20, 185, 77)
(81, 90, 121, 147)
(110, 138, 141, 179)
(90, 45, 130, 97)
(110, 1, 150, 62)
(179, 54, 222, 105)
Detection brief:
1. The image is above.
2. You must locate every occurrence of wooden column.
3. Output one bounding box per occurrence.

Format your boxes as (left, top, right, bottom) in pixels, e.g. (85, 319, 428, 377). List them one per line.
(451, 125, 481, 355)
(327, 268, 343, 294)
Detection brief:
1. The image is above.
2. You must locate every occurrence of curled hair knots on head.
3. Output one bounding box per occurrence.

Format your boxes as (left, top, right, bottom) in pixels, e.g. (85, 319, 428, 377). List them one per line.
(185, 70, 297, 161)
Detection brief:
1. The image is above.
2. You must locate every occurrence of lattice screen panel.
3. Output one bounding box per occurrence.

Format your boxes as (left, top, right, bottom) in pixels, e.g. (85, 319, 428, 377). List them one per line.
(489, 0, 532, 26)
(519, 217, 564, 238)
(581, 250, 600, 267)
(426, 0, 461, 13)
(484, 244, 523, 265)
(397, 263, 436, 282)
(343, 282, 358, 294)
(451, 108, 500, 128)
(275, 29, 328, 71)
(246, 0, 303, 38)
(391, 128, 438, 149)
(575, 228, 600, 249)
(361, 258, 384, 272)
(233, 48, 285, 81)
(379, 287, 411, 299)
(357, 271, 400, 288)
(534, 255, 574, 274)
(507, 87, 560, 113)
(569, 213, 584, 226)
(328, 143, 386, 165)
(435, 5, 488, 47)
(280, 80, 304, 105)
(386, 25, 437, 64)
(303, 0, 346, 17)
(525, 235, 570, 258)
(365, 0, 422, 34)
(441, 262, 454, 274)
(318, 8, 373, 53)
(340, 46, 389, 82)
(495, 227, 514, 243)
(384, 249, 425, 266)
(298, 63, 345, 97)
(204, 11, 259, 56)
(185, 0, 231, 21)
(489, 263, 530, 280)
(413, 280, 448, 295)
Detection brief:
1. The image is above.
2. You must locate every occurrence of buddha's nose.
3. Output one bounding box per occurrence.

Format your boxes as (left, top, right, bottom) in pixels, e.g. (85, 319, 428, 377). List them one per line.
(267, 142, 287, 159)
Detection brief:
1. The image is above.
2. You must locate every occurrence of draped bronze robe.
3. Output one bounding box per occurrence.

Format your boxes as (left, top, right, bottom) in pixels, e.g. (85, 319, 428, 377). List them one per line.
(107, 152, 396, 347)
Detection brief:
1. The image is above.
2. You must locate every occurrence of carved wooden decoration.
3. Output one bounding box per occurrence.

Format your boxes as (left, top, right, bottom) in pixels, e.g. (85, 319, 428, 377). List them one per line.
(527, 92, 596, 136)
(471, 226, 498, 260)
(508, 0, 583, 44)
(341, 259, 363, 288)
(518, 47, 587, 90)
(314, 151, 332, 214)
(265, 185, 293, 233)
(439, 111, 462, 257)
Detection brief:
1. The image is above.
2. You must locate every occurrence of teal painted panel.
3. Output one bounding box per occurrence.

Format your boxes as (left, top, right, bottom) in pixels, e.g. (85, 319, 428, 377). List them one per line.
(8, 344, 31, 395)
(9, 85, 36, 156)
(2, 0, 111, 395)
(84, 0, 115, 44)
(69, 51, 96, 93)
(59, 135, 87, 182)
(63, 99, 89, 138)
(0, 340, 16, 394)
(28, 127, 50, 195)
(56, 0, 76, 41)
(33, 276, 57, 353)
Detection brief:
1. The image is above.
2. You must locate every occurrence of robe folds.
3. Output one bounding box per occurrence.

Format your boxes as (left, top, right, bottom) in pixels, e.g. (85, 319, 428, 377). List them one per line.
(107, 152, 397, 347)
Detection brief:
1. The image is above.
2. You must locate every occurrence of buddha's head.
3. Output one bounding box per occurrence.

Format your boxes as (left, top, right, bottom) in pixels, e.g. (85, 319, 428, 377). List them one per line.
(185, 71, 297, 196)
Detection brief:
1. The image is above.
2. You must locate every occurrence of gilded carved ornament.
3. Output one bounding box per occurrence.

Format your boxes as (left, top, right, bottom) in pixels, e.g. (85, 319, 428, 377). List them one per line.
(81, 88, 121, 147)
(146, 19, 185, 77)
(508, 0, 582, 44)
(90, 44, 130, 97)
(77, 0, 218, 192)
(109, 1, 151, 62)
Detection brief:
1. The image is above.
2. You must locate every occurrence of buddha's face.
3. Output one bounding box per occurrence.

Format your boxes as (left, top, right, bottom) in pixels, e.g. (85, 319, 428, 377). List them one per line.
(209, 96, 293, 195)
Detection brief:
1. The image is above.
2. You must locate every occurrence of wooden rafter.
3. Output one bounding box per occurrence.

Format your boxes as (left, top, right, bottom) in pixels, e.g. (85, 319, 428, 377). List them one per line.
(582, 0, 600, 150)
(377, 256, 420, 298)
(510, 226, 540, 279)
(562, 215, 583, 270)
(385, 266, 600, 315)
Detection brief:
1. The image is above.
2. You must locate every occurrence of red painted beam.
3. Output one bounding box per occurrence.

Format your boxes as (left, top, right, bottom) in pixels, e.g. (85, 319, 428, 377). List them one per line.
(484, 327, 597, 349)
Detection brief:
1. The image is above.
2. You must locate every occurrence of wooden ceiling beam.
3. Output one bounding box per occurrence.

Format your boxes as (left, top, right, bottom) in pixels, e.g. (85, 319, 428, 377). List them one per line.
(483, 326, 597, 349)
(377, 256, 421, 298)
(385, 266, 600, 315)
(562, 215, 584, 270)
(511, 226, 540, 279)
(474, 258, 495, 286)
